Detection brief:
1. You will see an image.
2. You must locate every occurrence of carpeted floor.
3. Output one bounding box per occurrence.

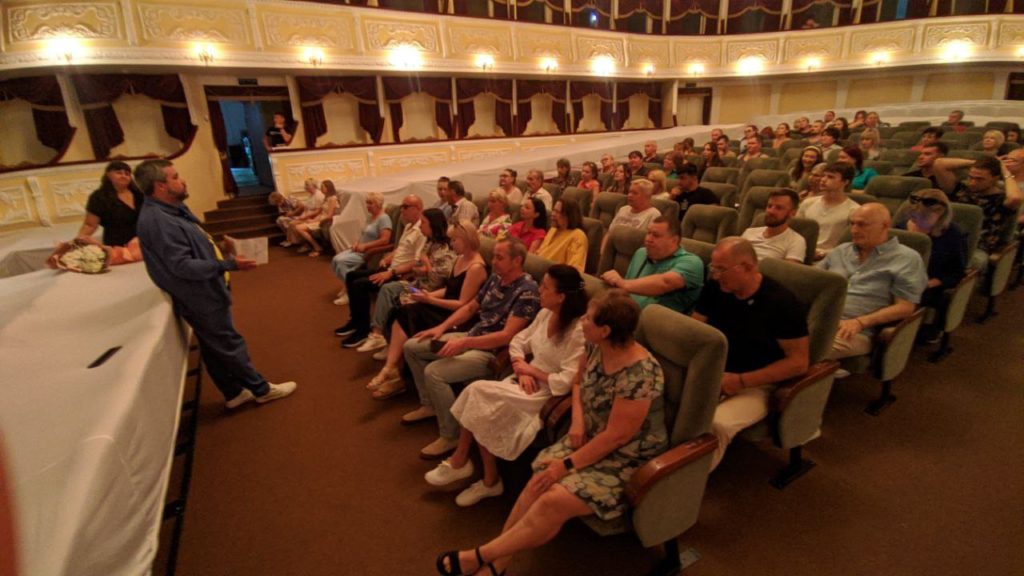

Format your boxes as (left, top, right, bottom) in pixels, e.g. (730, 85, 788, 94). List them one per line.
(173, 246, 1024, 576)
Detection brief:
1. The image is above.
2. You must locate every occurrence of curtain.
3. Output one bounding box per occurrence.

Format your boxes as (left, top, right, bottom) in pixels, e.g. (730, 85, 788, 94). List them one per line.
(570, 0, 612, 27)
(616, 0, 664, 31)
(204, 95, 238, 198)
(616, 82, 661, 129)
(667, 0, 721, 34)
(295, 76, 382, 145)
(381, 76, 453, 142)
(790, 0, 856, 28)
(516, 80, 568, 135)
(72, 74, 195, 159)
(569, 81, 613, 133)
(0, 76, 75, 160)
(455, 78, 514, 138)
(452, 0, 513, 18)
(726, 0, 785, 33)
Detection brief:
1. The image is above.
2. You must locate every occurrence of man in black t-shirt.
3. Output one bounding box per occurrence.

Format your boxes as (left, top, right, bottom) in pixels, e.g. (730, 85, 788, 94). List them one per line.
(669, 163, 719, 220)
(692, 237, 810, 471)
(263, 112, 293, 149)
(903, 142, 970, 196)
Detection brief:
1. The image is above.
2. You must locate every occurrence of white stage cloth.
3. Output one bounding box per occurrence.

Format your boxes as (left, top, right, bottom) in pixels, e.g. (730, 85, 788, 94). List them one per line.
(0, 264, 188, 576)
(750, 100, 1024, 131)
(0, 222, 100, 279)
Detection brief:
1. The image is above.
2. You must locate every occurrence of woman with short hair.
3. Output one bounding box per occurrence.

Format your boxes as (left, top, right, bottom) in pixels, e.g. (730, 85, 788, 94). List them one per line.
(331, 191, 392, 306)
(480, 189, 513, 238)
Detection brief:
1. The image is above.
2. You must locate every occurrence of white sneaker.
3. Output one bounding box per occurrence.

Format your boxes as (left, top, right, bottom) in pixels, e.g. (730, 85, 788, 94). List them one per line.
(372, 349, 388, 361)
(456, 479, 504, 507)
(356, 333, 387, 352)
(333, 293, 349, 306)
(225, 389, 254, 409)
(425, 459, 474, 486)
(255, 381, 297, 404)
(279, 241, 293, 248)
(297, 245, 311, 254)
(834, 368, 852, 379)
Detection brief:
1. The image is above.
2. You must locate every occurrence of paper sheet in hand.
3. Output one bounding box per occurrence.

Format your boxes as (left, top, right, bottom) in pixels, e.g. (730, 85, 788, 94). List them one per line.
(225, 235, 269, 265)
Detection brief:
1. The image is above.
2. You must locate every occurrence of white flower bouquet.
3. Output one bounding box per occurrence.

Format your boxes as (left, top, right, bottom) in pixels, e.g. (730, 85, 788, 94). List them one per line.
(49, 240, 111, 274)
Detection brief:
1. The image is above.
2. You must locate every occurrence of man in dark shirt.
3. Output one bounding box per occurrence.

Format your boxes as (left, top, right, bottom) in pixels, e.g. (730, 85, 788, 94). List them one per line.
(263, 112, 293, 149)
(952, 156, 1022, 254)
(669, 163, 719, 220)
(903, 142, 970, 196)
(692, 237, 809, 470)
(134, 159, 296, 409)
(628, 150, 648, 178)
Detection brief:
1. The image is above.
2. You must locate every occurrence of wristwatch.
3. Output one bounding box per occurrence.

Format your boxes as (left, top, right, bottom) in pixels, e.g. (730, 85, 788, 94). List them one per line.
(563, 457, 575, 471)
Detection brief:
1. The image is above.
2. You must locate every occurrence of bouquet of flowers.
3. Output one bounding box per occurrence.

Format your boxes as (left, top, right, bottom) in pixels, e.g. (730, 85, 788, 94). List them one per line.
(49, 239, 111, 274)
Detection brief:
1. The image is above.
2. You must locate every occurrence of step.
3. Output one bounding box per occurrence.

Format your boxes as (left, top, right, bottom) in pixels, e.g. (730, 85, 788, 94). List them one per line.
(203, 214, 278, 234)
(212, 224, 283, 242)
(216, 194, 272, 210)
(204, 204, 278, 222)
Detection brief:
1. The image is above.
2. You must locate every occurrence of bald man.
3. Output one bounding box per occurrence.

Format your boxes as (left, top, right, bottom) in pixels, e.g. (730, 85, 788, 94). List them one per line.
(818, 203, 927, 359)
(693, 237, 810, 470)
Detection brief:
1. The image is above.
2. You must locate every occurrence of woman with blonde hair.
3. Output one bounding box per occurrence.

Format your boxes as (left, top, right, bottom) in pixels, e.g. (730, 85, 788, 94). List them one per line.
(647, 169, 668, 199)
(280, 178, 324, 247)
(290, 179, 340, 257)
(480, 189, 513, 238)
(978, 129, 1010, 156)
(857, 128, 883, 161)
(331, 191, 392, 306)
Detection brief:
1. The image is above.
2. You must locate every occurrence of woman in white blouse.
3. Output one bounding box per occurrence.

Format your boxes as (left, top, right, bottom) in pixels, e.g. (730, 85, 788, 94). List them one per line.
(424, 264, 588, 507)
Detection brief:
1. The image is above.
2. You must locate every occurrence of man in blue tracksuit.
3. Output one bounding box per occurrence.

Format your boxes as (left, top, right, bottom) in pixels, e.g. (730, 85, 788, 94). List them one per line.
(134, 159, 296, 409)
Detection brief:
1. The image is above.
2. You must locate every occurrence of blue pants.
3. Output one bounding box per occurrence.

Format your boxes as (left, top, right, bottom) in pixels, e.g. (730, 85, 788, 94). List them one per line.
(179, 304, 269, 400)
(332, 250, 366, 281)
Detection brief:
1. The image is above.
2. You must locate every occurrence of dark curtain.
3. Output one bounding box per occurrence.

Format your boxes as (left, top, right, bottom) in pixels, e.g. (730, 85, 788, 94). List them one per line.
(667, 0, 720, 34)
(0, 76, 75, 158)
(571, 0, 612, 27)
(516, 80, 568, 136)
(616, 82, 661, 130)
(455, 78, 513, 139)
(295, 76, 382, 146)
(204, 96, 238, 198)
(726, 0, 785, 33)
(790, 0, 856, 28)
(381, 76, 453, 143)
(453, 0, 512, 18)
(72, 74, 194, 159)
(616, 0, 665, 32)
(569, 81, 613, 133)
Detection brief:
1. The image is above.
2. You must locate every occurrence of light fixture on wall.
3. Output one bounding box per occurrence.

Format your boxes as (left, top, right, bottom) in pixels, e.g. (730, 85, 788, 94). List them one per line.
(641, 63, 655, 77)
(687, 62, 705, 77)
(737, 56, 765, 75)
(1017, 46, 1024, 58)
(804, 57, 822, 72)
(194, 43, 216, 66)
(388, 45, 423, 70)
(48, 37, 81, 64)
(941, 40, 972, 62)
(591, 56, 615, 76)
(475, 53, 495, 71)
(870, 51, 889, 66)
(540, 57, 558, 73)
(304, 47, 325, 67)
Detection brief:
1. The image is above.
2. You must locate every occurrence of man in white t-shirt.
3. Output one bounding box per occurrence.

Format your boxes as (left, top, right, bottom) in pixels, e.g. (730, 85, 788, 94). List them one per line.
(497, 168, 524, 204)
(741, 188, 806, 263)
(612, 178, 661, 231)
(797, 161, 860, 261)
(524, 169, 553, 211)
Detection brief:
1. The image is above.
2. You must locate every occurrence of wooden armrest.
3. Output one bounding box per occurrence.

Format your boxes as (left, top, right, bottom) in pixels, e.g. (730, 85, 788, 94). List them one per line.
(988, 241, 1019, 264)
(942, 267, 980, 299)
(876, 308, 926, 346)
(487, 347, 511, 377)
(541, 395, 571, 431)
(625, 434, 717, 506)
(771, 360, 840, 413)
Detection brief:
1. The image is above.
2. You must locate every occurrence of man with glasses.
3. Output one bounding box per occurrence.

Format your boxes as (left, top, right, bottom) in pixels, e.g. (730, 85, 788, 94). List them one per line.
(818, 203, 926, 359)
(497, 168, 523, 204)
(693, 237, 809, 470)
(524, 169, 554, 211)
(335, 195, 426, 345)
(600, 216, 704, 314)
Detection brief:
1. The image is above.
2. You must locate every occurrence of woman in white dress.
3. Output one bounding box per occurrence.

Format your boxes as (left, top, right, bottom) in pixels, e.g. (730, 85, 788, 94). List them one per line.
(424, 264, 588, 507)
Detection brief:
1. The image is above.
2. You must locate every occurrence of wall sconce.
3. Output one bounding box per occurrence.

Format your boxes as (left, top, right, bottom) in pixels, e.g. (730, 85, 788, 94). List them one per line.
(1017, 46, 1024, 58)
(737, 56, 765, 75)
(941, 40, 973, 62)
(687, 62, 705, 77)
(475, 53, 495, 71)
(641, 63, 655, 77)
(591, 56, 615, 76)
(870, 51, 889, 66)
(48, 37, 81, 64)
(388, 45, 423, 70)
(304, 47, 324, 67)
(540, 57, 558, 73)
(194, 43, 216, 66)
(804, 57, 822, 72)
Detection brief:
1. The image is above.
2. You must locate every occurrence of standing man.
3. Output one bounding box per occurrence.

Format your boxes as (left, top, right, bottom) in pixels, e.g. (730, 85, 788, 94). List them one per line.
(134, 159, 296, 408)
(263, 112, 293, 149)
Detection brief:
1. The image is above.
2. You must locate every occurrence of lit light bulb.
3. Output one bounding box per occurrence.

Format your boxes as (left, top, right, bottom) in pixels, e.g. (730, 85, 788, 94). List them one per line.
(388, 45, 423, 70)
(804, 57, 821, 72)
(871, 51, 889, 66)
(591, 56, 615, 76)
(49, 37, 81, 63)
(687, 62, 705, 76)
(304, 47, 324, 67)
(737, 56, 765, 75)
(194, 42, 216, 65)
(942, 40, 971, 62)
(641, 63, 655, 76)
(475, 53, 495, 70)
(540, 57, 558, 72)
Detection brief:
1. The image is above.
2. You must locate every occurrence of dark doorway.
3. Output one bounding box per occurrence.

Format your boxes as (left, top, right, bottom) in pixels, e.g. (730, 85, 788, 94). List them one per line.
(1008, 72, 1024, 101)
(676, 87, 712, 126)
(219, 101, 275, 195)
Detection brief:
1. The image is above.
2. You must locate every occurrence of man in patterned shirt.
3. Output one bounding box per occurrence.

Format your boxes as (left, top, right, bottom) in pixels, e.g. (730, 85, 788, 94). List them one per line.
(952, 156, 1021, 255)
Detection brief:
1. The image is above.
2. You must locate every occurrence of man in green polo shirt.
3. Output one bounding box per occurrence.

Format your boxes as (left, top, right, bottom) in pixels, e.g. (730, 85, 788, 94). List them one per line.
(600, 216, 705, 314)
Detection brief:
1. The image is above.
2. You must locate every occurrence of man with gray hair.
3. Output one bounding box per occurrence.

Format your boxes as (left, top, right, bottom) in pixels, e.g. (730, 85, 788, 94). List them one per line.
(134, 159, 296, 408)
(524, 169, 553, 211)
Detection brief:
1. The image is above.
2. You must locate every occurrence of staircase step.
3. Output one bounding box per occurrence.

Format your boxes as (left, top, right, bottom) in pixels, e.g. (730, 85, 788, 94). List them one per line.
(217, 194, 272, 209)
(205, 204, 278, 222)
(212, 224, 283, 242)
(203, 214, 278, 234)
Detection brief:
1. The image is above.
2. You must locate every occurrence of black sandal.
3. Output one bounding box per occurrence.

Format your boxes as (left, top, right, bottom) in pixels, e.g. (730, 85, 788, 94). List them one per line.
(436, 547, 486, 576)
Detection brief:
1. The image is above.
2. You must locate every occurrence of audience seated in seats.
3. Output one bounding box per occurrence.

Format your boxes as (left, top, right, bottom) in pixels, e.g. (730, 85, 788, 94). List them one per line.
(797, 161, 860, 260)
(578, 161, 602, 215)
(366, 222, 488, 399)
(507, 197, 548, 253)
(864, 111, 884, 129)
(290, 179, 340, 257)
(793, 117, 812, 137)
(628, 150, 648, 178)
(904, 142, 970, 196)
(648, 170, 668, 199)
(601, 217, 704, 314)
(806, 120, 824, 145)
(675, 137, 696, 156)
(337, 202, 447, 349)
(446, 180, 480, 227)
(331, 192, 392, 306)
(823, 110, 836, 124)
(668, 163, 718, 222)
(817, 203, 927, 360)
(952, 156, 1022, 254)
(603, 178, 661, 256)
(272, 191, 304, 240)
(607, 162, 632, 194)
(643, 140, 662, 164)
(78, 160, 144, 248)
(480, 190, 513, 238)
(740, 188, 807, 263)
(1005, 127, 1020, 145)
(857, 128, 883, 161)
(979, 130, 1012, 156)
(848, 110, 867, 130)
(434, 289, 667, 576)
(599, 153, 615, 177)
(893, 189, 968, 343)
(912, 127, 944, 152)
(945, 110, 967, 133)
(773, 123, 792, 149)
(738, 135, 768, 163)
(663, 152, 683, 178)
(426, 264, 588, 507)
(692, 237, 809, 470)
(547, 158, 580, 194)
(280, 178, 324, 247)
(789, 146, 824, 193)
(832, 117, 850, 140)
(524, 169, 554, 212)
(716, 135, 736, 159)
(403, 237, 541, 458)
(838, 147, 878, 191)
(537, 197, 588, 272)
(699, 141, 725, 180)
(497, 168, 524, 204)
(802, 162, 827, 200)
(819, 127, 842, 155)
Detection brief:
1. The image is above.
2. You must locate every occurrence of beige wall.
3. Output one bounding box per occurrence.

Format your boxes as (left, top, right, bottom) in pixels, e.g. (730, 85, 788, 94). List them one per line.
(779, 80, 837, 114)
(922, 72, 995, 102)
(718, 83, 771, 123)
(846, 76, 914, 108)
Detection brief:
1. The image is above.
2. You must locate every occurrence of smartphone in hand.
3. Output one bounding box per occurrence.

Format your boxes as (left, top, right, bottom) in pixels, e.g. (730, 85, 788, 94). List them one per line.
(430, 339, 445, 353)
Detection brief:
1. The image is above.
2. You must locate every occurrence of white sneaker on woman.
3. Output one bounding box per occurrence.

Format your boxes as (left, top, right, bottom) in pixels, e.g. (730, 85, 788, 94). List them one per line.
(356, 333, 386, 352)
(333, 293, 349, 306)
(455, 479, 504, 507)
(425, 459, 474, 486)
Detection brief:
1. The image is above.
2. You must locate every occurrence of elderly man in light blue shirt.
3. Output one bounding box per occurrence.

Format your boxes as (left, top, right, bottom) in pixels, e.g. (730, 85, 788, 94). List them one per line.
(818, 203, 927, 359)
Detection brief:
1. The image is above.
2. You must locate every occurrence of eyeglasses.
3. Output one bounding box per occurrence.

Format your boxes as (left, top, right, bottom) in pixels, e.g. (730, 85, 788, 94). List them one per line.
(908, 195, 942, 208)
(400, 204, 415, 209)
(708, 263, 742, 276)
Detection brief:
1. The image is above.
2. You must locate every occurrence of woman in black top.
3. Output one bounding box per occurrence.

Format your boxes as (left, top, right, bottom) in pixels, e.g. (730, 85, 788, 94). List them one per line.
(78, 161, 144, 247)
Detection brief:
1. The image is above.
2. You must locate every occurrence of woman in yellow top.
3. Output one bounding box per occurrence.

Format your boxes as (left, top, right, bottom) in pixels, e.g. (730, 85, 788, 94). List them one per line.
(537, 197, 588, 273)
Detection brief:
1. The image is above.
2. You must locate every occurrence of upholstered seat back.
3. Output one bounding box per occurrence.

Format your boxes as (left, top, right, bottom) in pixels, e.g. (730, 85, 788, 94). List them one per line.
(598, 226, 645, 275)
(681, 205, 738, 244)
(863, 175, 932, 216)
(701, 166, 740, 186)
(593, 192, 629, 229)
(651, 198, 679, 222)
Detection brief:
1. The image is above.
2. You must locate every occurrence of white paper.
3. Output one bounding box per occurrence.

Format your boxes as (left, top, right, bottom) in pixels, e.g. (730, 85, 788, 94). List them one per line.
(225, 235, 269, 265)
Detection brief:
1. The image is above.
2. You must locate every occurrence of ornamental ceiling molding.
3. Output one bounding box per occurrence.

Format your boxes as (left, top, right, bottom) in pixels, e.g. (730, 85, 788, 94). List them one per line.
(50, 179, 95, 217)
(922, 21, 990, 50)
(576, 35, 625, 64)
(0, 186, 35, 227)
(513, 29, 572, 60)
(284, 158, 368, 190)
(362, 19, 440, 53)
(849, 26, 915, 54)
(784, 34, 843, 62)
(8, 2, 122, 43)
(997, 21, 1024, 46)
(137, 3, 251, 45)
(628, 38, 669, 67)
(261, 11, 357, 50)
(455, 145, 515, 162)
(672, 40, 721, 65)
(446, 23, 513, 59)
(726, 39, 779, 63)
(376, 149, 450, 175)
